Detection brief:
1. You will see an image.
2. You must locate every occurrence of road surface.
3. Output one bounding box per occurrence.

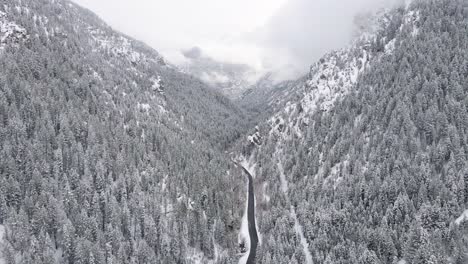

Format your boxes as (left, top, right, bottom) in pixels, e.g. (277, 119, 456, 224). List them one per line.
(240, 166, 258, 264)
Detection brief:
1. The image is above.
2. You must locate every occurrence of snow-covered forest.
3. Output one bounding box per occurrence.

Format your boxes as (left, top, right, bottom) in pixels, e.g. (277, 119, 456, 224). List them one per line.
(0, 0, 467, 263)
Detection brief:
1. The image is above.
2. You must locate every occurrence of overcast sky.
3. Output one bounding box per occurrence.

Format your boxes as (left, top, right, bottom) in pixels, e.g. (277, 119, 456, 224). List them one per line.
(73, 0, 402, 79)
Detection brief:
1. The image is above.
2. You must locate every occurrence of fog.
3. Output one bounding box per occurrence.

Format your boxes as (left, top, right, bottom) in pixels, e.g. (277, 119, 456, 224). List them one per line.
(73, 0, 404, 80)
(250, 0, 403, 78)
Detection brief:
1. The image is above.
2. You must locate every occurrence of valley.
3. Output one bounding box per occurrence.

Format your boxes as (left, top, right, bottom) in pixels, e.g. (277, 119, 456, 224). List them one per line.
(0, 0, 467, 263)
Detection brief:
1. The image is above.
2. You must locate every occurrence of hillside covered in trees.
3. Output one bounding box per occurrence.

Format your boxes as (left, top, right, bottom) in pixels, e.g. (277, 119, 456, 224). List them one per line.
(238, 0, 468, 263)
(0, 0, 252, 262)
(0, 0, 467, 263)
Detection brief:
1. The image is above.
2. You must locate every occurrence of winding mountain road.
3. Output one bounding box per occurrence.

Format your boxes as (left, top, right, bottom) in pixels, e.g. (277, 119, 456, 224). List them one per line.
(240, 165, 258, 264)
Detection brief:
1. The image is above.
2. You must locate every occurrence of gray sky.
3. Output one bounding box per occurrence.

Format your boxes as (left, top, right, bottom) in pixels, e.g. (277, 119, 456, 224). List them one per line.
(73, 0, 401, 79)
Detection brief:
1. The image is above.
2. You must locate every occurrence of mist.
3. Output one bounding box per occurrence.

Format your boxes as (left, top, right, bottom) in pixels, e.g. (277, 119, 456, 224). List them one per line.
(246, 0, 404, 79)
(72, 0, 404, 81)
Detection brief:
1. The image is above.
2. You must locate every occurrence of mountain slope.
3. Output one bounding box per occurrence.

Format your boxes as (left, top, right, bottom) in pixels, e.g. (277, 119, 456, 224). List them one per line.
(0, 0, 250, 263)
(236, 0, 468, 263)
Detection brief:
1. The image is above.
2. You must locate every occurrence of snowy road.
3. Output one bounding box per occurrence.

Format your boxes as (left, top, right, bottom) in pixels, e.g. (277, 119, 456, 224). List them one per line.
(241, 165, 259, 264)
(236, 162, 259, 264)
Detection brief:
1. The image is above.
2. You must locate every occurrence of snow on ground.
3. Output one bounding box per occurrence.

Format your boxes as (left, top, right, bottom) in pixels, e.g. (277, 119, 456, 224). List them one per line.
(300, 47, 369, 114)
(186, 235, 225, 264)
(0, 10, 27, 52)
(247, 131, 261, 146)
(0, 225, 5, 264)
(90, 29, 141, 63)
(277, 156, 313, 264)
(137, 102, 151, 114)
(277, 161, 289, 194)
(160, 175, 168, 191)
(262, 182, 270, 203)
(267, 8, 405, 144)
(238, 169, 251, 264)
(186, 248, 206, 264)
(291, 207, 313, 264)
(385, 38, 396, 54)
(401, 9, 421, 37)
(158, 105, 167, 114)
(455, 210, 468, 225)
(237, 154, 262, 264)
(239, 156, 257, 179)
(151, 76, 163, 93)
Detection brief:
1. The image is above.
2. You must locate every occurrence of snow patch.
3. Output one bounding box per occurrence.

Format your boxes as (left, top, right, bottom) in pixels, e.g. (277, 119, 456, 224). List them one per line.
(455, 210, 468, 225)
(89, 28, 164, 65)
(151, 76, 164, 93)
(237, 155, 260, 264)
(158, 105, 167, 114)
(0, 11, 27, 52)
(291, 207, 313, 264)
(186, 248, 205, 264)
(278, 161, 289, 194)
(238, 192, 250, 264)
(137, 103, 151, 116)
(247, 128, 261, 146)
(160, 175, 168, 191)
(401, 10, 421, 37)
(385, 38, 396, 54)
(277, 157, 313, 264)
(262, 182, 270, 203)
(138, 103, 151, 111)
(0, 225, 5, 264)
(239, 156, 256, 179)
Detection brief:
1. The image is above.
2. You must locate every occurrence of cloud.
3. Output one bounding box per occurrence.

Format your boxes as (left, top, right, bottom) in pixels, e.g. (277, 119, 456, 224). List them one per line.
(73, 0, 404, 81)
(243, 0, 404, 79)
(72, 0, 286, 64)
(182, 46, 203, 60)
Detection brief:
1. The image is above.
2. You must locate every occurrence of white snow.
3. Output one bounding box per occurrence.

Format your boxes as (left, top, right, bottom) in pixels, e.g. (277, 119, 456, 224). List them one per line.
(89, 28, 161, 64)
(186, 248, 205, 264)
(262, 182, 270, 203)
(238, 192, 250, 264)
(401, 10, 421, 37)
(138, 103, 151, 111)
(92, 69, 102, 81)
(455, 210, 468, 225)
(291, 207, 313, 264)
(158, 105, 167, 114)
(160, 175, 168, 191)
(237, 155, 260, 264)
(239, 156, 257, 179)
(277, 158, 313, 264)
(385, 39, 396, 54)
(186, 219, 227, 263)
(151, 76, 163, 92)
(278, 162, 289, 194)
(0, 225, 5, 264)
(0, 10, 27, 51)
(187, 198, 195, 211)
(247, 131, 261, 145)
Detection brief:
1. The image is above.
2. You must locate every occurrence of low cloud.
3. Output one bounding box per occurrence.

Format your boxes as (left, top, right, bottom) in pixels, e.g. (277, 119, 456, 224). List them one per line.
(73, 0, 404, 82)
(182, 46, 203, 59)
(239, 0, 404, 80)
